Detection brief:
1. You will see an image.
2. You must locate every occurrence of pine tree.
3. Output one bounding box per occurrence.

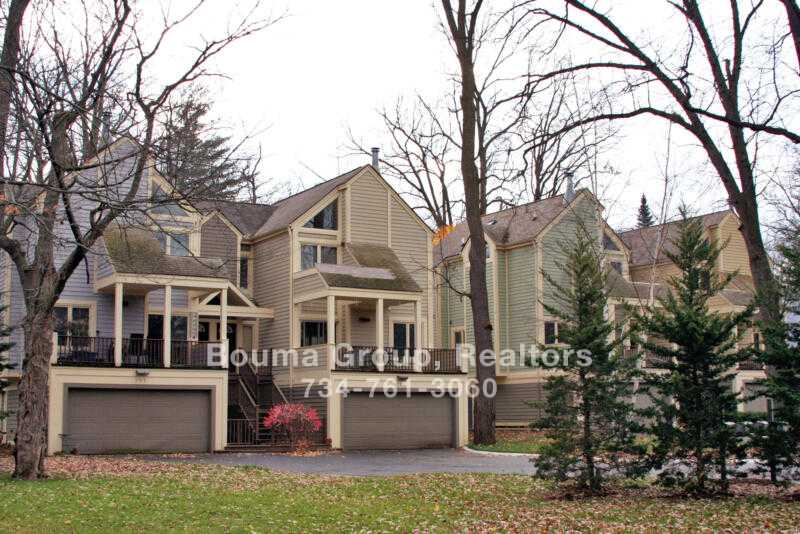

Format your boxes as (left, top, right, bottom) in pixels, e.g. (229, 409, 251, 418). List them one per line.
(534, 227, 645, 493)
(637, 195, 655, 228)
(632, 210, 754, 495)
(0, 296, 14, 441)
(154, 85, 245, 200)
(753, 232, 800, 483)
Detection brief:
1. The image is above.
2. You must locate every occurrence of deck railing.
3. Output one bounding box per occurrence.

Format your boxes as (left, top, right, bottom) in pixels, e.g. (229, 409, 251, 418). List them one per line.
(55, 336, 115, 366)
(55, 336, 220, 369)
(336, 346, 463, 374)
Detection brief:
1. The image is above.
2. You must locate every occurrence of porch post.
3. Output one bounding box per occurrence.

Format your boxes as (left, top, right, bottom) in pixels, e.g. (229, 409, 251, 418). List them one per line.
(163, 285, 172, 368)
(375, 297, 384, 371)
(114, 282, 123, 367)
(327, 295, 336, 370)
(220, 287, 228, 368)
(413, 299, 423, 372)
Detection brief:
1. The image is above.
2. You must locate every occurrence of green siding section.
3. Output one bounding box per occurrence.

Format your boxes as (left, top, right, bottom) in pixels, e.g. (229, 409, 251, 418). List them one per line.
(502, 246, 537, 370)
(540, 196, 600, 311)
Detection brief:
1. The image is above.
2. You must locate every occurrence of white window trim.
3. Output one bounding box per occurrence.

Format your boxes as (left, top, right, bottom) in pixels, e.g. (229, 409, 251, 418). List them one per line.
(298, 242, 339, 271)
(53, 300, 97, 341)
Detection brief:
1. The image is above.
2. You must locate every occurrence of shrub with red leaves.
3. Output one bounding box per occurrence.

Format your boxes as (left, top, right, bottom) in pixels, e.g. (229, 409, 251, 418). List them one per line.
(262, 403, 322, 448)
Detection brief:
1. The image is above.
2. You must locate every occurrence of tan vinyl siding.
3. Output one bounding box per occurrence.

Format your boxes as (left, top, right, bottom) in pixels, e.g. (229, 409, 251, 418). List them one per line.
(349, 174, 389, 244)
(200, 214, 238, 284)
(254, 232, 291, 382)
(390, 195, 430, 333)
(293, 272, 327, 300)
(719, 215, 751, 275)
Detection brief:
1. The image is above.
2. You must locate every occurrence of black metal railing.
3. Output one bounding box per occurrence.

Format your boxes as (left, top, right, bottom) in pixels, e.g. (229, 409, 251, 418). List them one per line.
(121, 338, 164, 368)
(171, 340, 215, 368)
(227, 418, 258, 446)
(335, 346, 463, 373)
(421, 348, 460, 373)
(56, 336, 220, 369)
(55, 336, 115, 366)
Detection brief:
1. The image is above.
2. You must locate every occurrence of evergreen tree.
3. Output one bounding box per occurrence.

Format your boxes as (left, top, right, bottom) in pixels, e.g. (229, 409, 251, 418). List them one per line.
(154, 85, 245, 200)
(0, 297, 14, 441)
(753, 232, 800, 483)
(632, 210, 754, 495)
(534, 228, 645, 493)
(637, 195, 655, 228)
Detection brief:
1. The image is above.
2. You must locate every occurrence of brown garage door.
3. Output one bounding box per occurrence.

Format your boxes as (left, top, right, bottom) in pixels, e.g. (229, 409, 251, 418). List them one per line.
(342, 393, 455, 450)
(65, 388, 211, 454)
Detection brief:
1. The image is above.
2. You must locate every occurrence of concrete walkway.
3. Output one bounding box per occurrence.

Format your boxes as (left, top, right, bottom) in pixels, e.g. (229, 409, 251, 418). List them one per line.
(156, 448, 537, 476)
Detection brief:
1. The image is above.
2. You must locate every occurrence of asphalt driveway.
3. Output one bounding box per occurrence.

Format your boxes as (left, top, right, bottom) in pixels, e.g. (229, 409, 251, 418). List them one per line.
(157, 448, 536, 476)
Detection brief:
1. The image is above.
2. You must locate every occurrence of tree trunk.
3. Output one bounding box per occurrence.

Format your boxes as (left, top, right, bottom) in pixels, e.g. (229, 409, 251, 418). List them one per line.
(441, 0, 496, 445)
(780, 0, 800, 71)
(0, 0, 30, 166)
(732, 194, 781, 323)
(13, 311, 53, 479)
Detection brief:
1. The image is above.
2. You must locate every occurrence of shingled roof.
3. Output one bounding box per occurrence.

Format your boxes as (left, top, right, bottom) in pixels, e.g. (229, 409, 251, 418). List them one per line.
(434, 192, 592, 264)
(194, 166, 368, 238)
(104, 228, 228, 279)
(618, 210, 731, 267)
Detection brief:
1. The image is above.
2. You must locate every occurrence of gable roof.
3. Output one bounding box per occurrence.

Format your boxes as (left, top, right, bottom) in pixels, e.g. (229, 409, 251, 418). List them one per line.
(434, 191, 594, 264)
(254, 166, 366, 236)
(189, 166, 366, 238)
(618, 210, 731, 267)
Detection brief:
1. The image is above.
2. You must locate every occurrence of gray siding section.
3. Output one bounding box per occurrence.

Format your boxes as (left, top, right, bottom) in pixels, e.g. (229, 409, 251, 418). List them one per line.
(200, 214, 238, 284)
(349, 174, 388, 245)
(4, 388, 18, 441)
(390, 196, 430, 338)
(496, 382, 546, 424)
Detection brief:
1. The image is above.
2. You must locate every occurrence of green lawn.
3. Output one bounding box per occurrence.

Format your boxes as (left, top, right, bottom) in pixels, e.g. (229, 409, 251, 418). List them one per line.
(0, 458, 798, 533)
(468, 428, 551, 454)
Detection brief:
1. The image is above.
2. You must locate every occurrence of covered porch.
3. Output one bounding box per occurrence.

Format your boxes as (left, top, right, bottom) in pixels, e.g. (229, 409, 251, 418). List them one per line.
(293, 288, 462, 374)
(54, 273, 273, 369)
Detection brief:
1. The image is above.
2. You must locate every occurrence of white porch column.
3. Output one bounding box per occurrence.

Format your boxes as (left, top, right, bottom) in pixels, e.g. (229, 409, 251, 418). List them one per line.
(327, 295, 336, 370)
(163, 285, 172, 368)
(413, 299, 423, 372)
(219, 287, 228, 368)
(114, 282, 123, 367)
(375, 297, 385, 371)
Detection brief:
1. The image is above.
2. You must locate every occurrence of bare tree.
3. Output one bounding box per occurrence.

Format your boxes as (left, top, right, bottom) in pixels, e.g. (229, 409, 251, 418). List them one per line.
(518, 73, 617, 201)
(0, 0, 274, 479)
(516, 0, 797, 323)
(349, 97, 459, 229)
(440, 0, 498, 445)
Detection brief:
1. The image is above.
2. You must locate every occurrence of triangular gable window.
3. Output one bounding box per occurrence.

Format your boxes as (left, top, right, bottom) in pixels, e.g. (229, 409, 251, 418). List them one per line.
(304, 199, 337, 230)
(603, 233, 620, 251)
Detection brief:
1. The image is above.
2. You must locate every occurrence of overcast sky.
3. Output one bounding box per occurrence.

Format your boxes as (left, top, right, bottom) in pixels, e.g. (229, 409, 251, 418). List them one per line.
(158, 0, 789, 232)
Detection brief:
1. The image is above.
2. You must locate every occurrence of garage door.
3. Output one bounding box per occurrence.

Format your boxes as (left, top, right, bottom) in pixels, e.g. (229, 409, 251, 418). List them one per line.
(342, 393, 455, 450)
(65, 388, 211, 454)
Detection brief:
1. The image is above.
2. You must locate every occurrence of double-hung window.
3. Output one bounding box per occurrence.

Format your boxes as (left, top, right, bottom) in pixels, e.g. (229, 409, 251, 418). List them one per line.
(54, 305, 91, 345)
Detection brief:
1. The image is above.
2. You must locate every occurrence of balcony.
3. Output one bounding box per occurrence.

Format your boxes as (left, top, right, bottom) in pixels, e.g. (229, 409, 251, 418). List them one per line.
(54, 336, 221, 369)
(335, 346, 464, 374)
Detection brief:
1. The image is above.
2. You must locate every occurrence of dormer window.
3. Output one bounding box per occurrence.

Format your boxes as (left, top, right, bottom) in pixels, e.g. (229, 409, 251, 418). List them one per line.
(304, 200, 337, 230)
(603, 233, 620, 251)
(155, 231, 190, 256)
(300, 244, 337, 270)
